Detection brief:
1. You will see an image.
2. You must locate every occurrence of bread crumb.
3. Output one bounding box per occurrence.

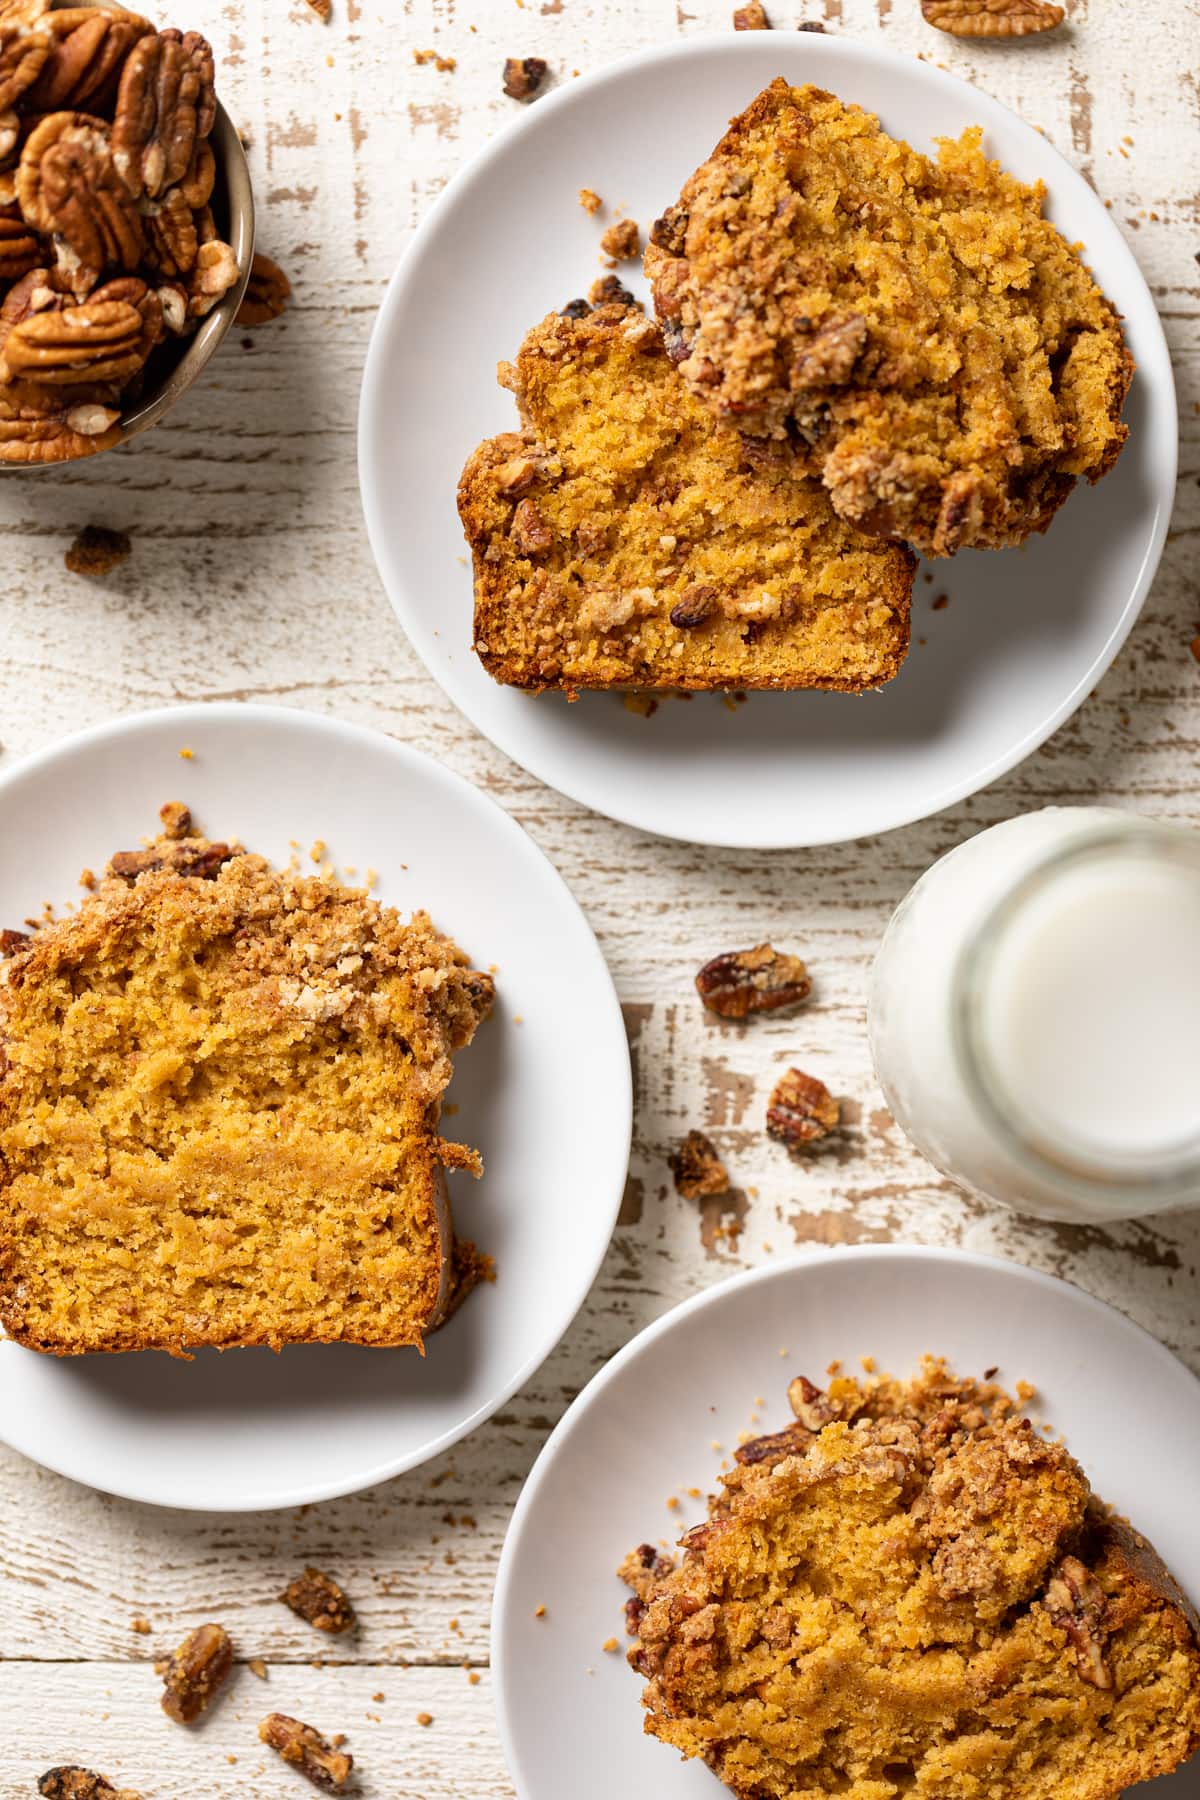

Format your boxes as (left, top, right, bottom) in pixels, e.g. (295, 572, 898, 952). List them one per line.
(468, 1671, 480, 1685)
(602, 1636, 620, 1653)
(372, 1691, 385, 1703)
(248, 1658, 268, 1680)
(413, 47, 456, 70)
(178, 747, 194, 760)
(861, 1355, 877, 1373)
(416, 1711, 434, 1727)
(578, 187, 602, 215)
(534, 1603, 546, 1618)
(1016, 1379, 1037, 1402)
(600, 218, 640, 261)
(130, 1617, 151, 1634)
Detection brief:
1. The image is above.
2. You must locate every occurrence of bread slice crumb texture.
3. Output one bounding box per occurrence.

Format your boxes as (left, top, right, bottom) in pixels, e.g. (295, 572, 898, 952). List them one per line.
(458, 304, 914, 696)
(0, 816, 494, 1356)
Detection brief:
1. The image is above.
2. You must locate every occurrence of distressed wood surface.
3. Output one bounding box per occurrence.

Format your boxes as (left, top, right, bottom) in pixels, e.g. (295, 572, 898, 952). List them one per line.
(2, 0, 1199, 1793)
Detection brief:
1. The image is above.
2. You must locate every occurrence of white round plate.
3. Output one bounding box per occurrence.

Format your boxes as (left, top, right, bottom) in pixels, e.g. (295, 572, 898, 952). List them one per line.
(493, 1246, 1200, 1800)
(359, 33, 1175, 850)
(0, 704, 631, 1511)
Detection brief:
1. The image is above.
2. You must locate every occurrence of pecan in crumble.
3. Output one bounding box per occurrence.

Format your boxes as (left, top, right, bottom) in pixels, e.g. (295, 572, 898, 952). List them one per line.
(159, 1621, 233, 1723)
(766, 1068, 840, 1149)
(502, 56, 547, 100)
(670, 1130, 730, 1201)
(281, 1567, 356, 1635)
(259, 1715, 354, 1790)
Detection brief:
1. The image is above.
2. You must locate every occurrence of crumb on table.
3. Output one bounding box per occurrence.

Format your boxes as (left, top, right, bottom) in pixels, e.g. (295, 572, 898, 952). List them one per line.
(578, 186, 603, 214)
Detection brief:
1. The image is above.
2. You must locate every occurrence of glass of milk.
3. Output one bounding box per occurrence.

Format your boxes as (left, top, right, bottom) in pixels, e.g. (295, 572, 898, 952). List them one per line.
(868, 808, 1200, 1222)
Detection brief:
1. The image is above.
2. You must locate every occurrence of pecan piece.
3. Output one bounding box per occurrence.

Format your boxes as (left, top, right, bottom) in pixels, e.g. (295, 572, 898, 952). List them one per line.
(792, 312, 868, 389)
(110, 839, 233, 881)
(670, 583, 718, 629)
(186, 235, 238, 317)
(235, 251, 290, 326)
(25, 9, 152, 113)
(510, 496, 553, 557)
(1044, 1556, 1112, 1689)
(65, 523, 130, 576)
(501, 56, 546, 100)
(559, 297, 590, 320)
(155, 277, 187, 334)
(734, 1419, 818, 1465)
(588, 272, 637, 309)
(0, 211, 41, 280)
(0, 925, 30, 953)
(3, 296, 146, 386)
(494, 451, 540, 497)
(259, 1715, 353, 1791)
(281, 1566, 356, 1635)
(16, 113, 143, 292)
(38, 1770, 142, 1800)
(112, 28, 214, 199)
(648, 204, 688, 257)
(159, 1622, 233, 1723)
(695, 943, 812, 1020)
(787, 1373, 840, 1429)
(599, 217, 640, 260)
(766, 1068, 840, 1149)
(669, 1129, 729, 1201)
(733, 0, 770, 25)
(920, 0, 1063, 32)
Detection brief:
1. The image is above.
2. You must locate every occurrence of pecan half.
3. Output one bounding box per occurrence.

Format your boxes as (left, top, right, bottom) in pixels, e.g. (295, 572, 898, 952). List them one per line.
(669, 1130, 730, 1201)
(38, 1771, 142, 1800)
(235, 250, 290, 326)
(159, 1622, 233, 1724)
(0, 211, 41, 279)
(787, 1373, 840, 1430)
(25, 9, 152, 113)
(16, 112, 143, 291)
(3, 296, 145, 386)
(1044, 1556, 1112, 1689)
(186, 235, 238, 317)
(175, 135, 214, 208)
(0, 0, 51, 25)
(65, 522, 130, 576)
(501, 56, 546, 100)
(695, 943, 812, 1020)
(259, 1715, 353, 1791)
(141, 184, 196, 275)
(920, 0, 1063, 33)
(112, 28, 214, 199)
(110, 838, 233, 881)
(281, 1567, 356, 1635)
(734, 1420, 817, 1465)
(766, 1068, 840, 1150)
(0, 389, 120, 461)
(0, 22, 50, 112)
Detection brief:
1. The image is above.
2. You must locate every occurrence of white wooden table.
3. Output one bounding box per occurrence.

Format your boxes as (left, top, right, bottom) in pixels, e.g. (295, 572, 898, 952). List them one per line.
(2, 0, 1198, 1793)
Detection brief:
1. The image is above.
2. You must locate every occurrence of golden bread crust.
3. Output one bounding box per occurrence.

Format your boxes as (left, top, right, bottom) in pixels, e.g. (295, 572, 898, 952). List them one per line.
(645, 81, 1133, 556)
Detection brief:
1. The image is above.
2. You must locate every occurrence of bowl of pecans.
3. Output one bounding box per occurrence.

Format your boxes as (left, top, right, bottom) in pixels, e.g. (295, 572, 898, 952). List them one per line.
(0, 0, 253, 466)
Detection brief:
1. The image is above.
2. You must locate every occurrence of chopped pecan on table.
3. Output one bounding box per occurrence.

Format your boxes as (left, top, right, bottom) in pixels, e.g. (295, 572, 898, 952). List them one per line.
(588, 272, 637, 309)
(303, 0, 332, 18)
(0, 23, 50, 120)
(65, 523, 131, 576)
(1044, 1555, 1112, 1689)
(502, 56, 547, 100)
(281, 1566, 356, 1635)
(25, 10, 152, 114)
(159, 1620, 233, 1722)
(235, 251, 291, 326)
(259, 1714, 354, 1791)
(920, 0, 1063, 34)
(110, 838, 233, 882)
(600, 217, 640, 261)
(16, 112, 144, 292)
(112, 27, 214, 199)
(669, 1129, 730, 1201)
(695, 943, 812, 1020)
(766, 1068, 841, 1150)
(0, 925, 30, 953)
(733, 0, 770, 26)
(38, 1770, 142, 1800)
